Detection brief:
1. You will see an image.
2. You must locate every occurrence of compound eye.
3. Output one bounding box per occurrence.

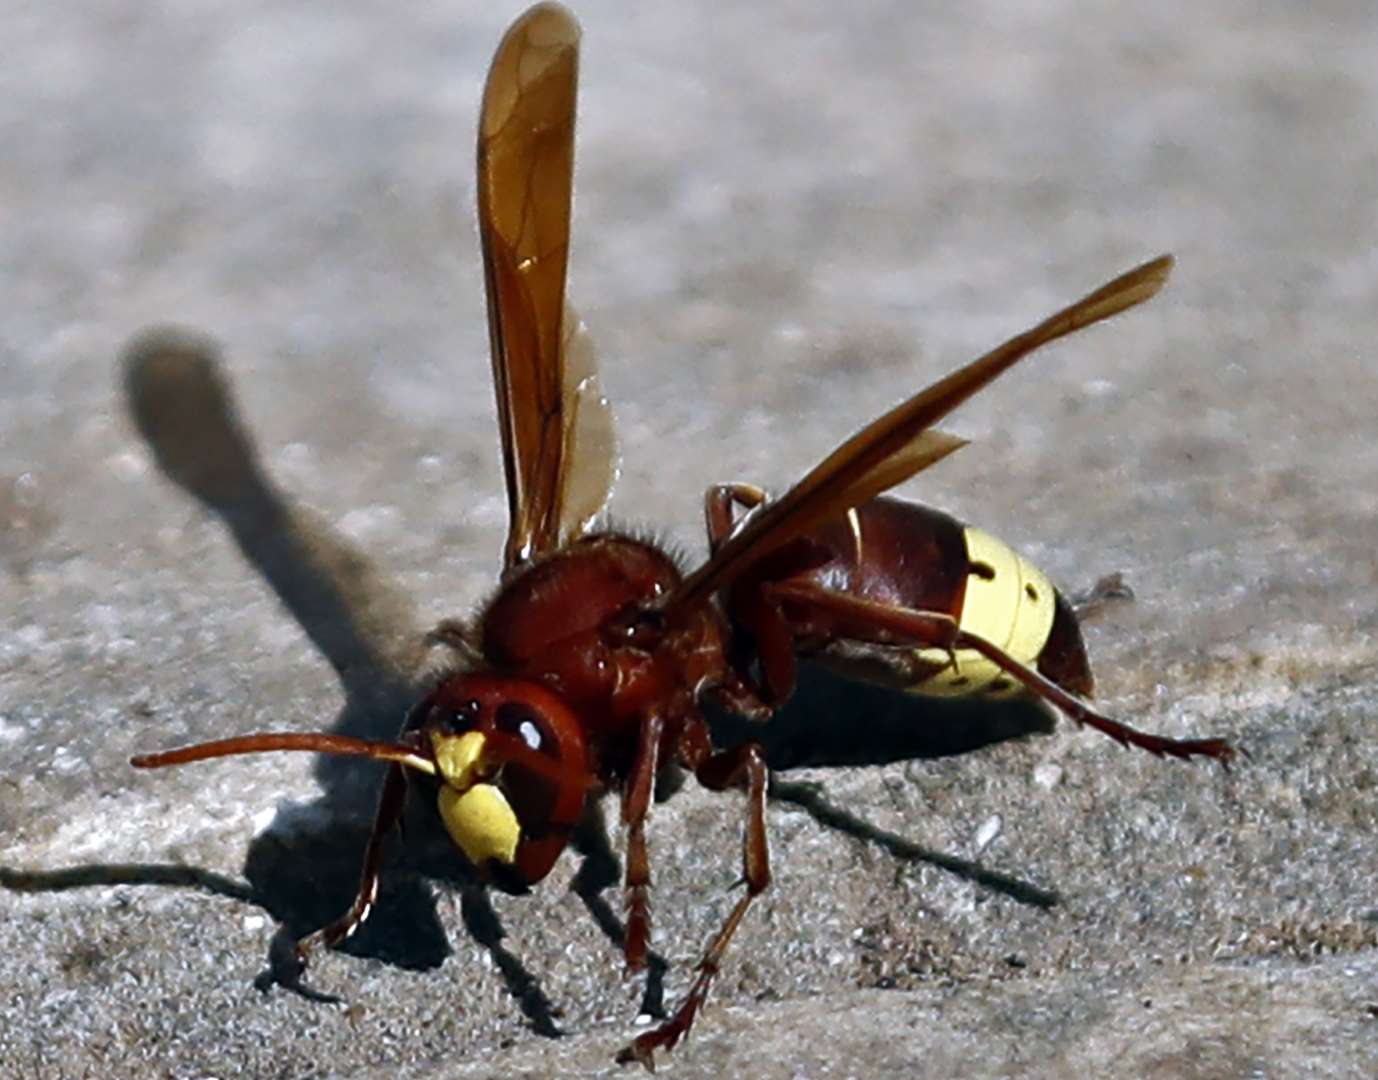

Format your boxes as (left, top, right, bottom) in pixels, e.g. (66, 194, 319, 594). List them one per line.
(494, 702, 557, 758)
(431, 698, 482, 733)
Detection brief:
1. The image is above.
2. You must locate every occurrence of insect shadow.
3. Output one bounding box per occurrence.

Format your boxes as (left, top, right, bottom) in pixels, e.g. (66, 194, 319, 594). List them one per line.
(118, 326, 573, 1032)
(1, 328, 1058, 1032)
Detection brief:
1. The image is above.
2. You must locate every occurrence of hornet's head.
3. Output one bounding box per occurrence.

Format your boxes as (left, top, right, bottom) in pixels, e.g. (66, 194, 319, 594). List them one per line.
(414, 673, 594, 891)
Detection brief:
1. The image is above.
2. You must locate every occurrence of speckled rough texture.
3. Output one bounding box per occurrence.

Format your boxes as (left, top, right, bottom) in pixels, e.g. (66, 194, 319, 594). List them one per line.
(3, 1, 1377, 1077)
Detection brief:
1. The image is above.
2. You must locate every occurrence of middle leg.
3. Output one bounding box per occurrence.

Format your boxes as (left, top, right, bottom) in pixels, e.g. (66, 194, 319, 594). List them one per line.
(620, 713, 664, 973)
(617, 738, 771, 1068)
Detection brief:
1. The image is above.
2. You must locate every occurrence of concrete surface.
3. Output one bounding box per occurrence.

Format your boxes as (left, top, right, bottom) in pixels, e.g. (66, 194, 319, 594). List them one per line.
(3, 1, 1378, 1076)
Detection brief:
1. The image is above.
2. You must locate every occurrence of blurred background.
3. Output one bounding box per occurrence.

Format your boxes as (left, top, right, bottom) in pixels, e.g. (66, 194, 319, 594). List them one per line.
(3, 2, 1377, 1076)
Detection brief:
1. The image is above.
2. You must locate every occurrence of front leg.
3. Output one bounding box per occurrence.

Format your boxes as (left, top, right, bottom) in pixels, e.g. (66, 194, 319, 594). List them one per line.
(271, 760, 409, 994)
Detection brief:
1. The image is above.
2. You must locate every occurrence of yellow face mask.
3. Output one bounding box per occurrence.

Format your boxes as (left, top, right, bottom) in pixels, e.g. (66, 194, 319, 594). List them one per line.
(430, 730, 522, 868)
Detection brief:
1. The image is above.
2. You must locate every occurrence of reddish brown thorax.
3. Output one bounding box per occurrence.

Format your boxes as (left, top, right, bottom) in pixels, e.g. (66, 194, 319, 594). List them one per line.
(474, 534, 734, 778)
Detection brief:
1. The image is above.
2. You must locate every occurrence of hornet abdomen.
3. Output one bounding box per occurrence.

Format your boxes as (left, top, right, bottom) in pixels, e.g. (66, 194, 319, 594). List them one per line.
(798, 497, 1093, 699)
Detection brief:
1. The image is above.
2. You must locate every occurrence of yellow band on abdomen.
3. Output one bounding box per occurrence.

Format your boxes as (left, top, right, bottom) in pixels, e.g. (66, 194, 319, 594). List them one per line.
(912, 526, 1055, 697)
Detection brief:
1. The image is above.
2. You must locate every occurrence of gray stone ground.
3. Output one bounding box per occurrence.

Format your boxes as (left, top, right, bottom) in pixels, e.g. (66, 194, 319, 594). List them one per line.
(3, 1, 1377, 1076)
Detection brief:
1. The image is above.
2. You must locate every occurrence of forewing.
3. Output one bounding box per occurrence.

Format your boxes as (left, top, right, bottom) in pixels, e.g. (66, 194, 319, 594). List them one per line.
(668, 255, 1174, 615)
(478, 3, 581, 568)
(831, 428, 969, 511)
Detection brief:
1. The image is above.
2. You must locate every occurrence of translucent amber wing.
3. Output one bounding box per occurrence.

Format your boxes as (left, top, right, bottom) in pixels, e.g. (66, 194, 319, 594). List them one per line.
(478, 3, 583, 567)
(831, 429, 969, 511)
(556, 303, 617, 542)
(668, 255, 1174, 615)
